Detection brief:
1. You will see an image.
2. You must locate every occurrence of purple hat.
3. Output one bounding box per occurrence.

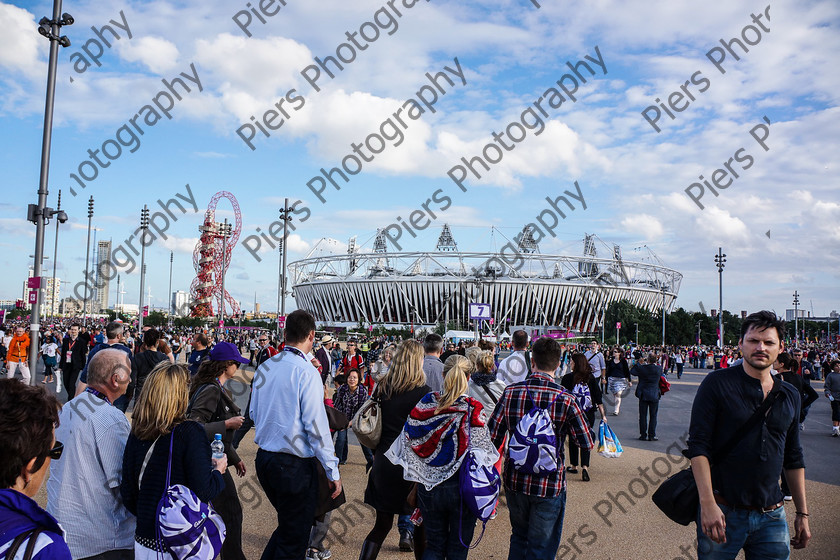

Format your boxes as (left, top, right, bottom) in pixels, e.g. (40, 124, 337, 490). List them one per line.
(209, 341, 249, 364)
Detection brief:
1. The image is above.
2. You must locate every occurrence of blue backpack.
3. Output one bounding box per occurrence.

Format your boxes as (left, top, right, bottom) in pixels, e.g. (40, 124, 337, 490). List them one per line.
(509, 386, 562, 475)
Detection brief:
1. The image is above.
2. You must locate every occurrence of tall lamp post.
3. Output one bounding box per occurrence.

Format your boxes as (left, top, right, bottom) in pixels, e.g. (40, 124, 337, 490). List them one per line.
(634, 322, 639, 347)
(167, 251, 173, 326)
(661, 285, 667, 347)
(792, 291, 800, 348)
(50, 189, 63, 321)
(277, 200, 292, 339)
(82, 196, 94, 325)
(218, 219, 233, 329)
(26, 2, 73, 384)
(714, 248, 726, 348)
(138, 205, 149, 330)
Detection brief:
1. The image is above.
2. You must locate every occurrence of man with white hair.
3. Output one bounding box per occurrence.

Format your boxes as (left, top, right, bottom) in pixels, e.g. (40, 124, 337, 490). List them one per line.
(47, 349, 135, 560)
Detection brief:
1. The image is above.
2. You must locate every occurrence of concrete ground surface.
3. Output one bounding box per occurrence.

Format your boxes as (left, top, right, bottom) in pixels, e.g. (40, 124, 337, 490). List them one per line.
(29, 363, 840, 559)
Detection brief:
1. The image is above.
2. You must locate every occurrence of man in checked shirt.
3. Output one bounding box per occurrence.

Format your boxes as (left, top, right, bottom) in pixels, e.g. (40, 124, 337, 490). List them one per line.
(488, 336, 595, 560)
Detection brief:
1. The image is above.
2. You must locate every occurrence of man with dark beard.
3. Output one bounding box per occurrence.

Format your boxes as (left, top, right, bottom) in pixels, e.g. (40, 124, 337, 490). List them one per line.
(687, 311, 810, 558)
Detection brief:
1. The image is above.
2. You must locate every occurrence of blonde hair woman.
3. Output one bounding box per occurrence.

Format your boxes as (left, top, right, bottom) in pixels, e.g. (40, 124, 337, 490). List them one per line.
(120, 362, 227, 560)
(387, 355, 499, 559)
(359, 340, 430, 560)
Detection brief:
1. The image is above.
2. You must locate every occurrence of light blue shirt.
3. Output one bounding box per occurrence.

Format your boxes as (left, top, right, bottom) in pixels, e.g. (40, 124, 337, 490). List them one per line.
(250, 348, 340, 481)
(46, 390, 134, 557)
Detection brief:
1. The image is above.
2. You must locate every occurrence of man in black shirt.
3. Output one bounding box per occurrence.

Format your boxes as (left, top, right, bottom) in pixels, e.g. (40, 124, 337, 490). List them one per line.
(687, 311, 810, 558)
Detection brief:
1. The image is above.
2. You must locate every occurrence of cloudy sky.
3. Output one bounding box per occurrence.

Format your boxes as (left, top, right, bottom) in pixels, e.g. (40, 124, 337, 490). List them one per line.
(1, 0, 838, 321)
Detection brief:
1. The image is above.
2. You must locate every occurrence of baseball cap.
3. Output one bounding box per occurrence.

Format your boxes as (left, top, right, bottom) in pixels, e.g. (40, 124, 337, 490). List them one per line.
(209, 341, 249, 364)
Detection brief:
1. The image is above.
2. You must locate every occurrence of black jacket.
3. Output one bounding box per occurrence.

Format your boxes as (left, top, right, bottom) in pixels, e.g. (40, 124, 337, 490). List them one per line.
(60, 336, 88, 375)
(187, 382, 242, 465)
(631, 363, 663, 402)
(133, 350, 169, 398)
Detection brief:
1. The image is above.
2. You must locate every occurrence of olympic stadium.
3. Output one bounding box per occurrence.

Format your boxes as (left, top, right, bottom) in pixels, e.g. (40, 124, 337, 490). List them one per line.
(289, 225, 682, 334)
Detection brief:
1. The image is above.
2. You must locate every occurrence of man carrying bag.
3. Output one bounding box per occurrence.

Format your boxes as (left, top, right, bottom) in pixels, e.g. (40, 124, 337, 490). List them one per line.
(664, 311, 810, 559)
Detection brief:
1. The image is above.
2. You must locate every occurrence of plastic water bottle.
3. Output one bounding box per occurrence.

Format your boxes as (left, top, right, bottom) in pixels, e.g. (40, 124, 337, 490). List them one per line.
(211, 434, 224, 460)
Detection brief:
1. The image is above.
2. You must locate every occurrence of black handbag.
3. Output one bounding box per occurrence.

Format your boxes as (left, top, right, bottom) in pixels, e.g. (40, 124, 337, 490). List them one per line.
(652, 377, 783, 525)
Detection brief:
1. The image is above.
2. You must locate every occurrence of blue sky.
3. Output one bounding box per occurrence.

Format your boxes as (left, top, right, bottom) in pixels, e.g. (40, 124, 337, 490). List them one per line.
(1, 0, 838, 319)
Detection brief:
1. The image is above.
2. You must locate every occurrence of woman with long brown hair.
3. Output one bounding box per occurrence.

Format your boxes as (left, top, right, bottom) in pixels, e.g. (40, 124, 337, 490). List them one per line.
(121, 361, 226, 559)
(359, 339, 430, 560)
(187, 341, 249, 560)
(560, 353, 606, 481)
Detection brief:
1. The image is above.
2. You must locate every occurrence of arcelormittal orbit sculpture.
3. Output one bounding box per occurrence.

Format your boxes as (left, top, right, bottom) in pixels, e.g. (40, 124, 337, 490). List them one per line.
(189, 191, 242, 319)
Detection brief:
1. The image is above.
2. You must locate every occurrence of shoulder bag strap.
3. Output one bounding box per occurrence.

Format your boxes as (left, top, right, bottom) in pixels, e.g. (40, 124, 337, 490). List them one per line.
(5, 529, 34, 560)
(711, 376, 783, 464)
(481, 384, 499, 405)
(138, 436, 161, 490)
(20, 528, 44, 560)
(165, 430, 175, 489)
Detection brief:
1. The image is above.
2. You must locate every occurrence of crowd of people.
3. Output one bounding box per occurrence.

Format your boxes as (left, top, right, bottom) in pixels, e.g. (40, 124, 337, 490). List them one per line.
(0, 311, 836, 560)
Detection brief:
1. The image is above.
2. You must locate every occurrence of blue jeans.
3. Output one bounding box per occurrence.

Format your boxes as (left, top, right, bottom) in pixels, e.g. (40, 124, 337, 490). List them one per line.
(418, 476, 475, 560)
(506, 489, 566, 560)
(397, 514, 414, 537)
(334, 429, 375, 466)
(696, 504, 790, 560)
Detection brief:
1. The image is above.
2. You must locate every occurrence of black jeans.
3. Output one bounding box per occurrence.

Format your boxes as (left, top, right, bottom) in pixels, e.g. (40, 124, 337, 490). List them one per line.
(568, 410, 595, 467)
(639, 400, 659, 438)
(256, 450, 318, 560)
(213, 470, 246, 560)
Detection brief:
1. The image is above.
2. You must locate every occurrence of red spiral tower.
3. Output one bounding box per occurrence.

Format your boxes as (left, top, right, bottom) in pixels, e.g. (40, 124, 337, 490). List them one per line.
(189, 191, 242, 319)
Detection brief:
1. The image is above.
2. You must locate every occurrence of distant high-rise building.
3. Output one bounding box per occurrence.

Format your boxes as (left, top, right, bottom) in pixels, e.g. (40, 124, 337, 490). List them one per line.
(785, 309, 807, 321)
(255, 302, 260, 315)
(172, 290, 189, 316)
(96, 240, 112, 311)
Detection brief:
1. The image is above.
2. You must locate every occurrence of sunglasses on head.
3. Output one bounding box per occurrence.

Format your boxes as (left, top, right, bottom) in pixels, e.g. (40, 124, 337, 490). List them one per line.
(49, 441, 63, 460)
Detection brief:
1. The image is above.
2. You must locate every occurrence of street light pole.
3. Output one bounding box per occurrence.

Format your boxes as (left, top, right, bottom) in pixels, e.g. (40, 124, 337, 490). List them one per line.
(714, 248, 726, 348)
(138, 205, 149, 330)
(661, 285, 666, 347)
(792, 291, 800, 347)
(167, 251, 173, 325)
(82, 196, 94, 325)
(27, 1, 73, 384)
(634, 322, 639, 347)
(218, 219, 232, 329)
(51, 189, 62, 321)
(277, 200, 292, 339)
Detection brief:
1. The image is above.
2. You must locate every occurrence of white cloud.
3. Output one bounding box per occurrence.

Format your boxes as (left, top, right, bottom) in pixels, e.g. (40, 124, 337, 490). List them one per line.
(160, 236, 199, 254)
(118, 36, 180, 74)
(620, 214, 664, 239)
(0, 3, 44, 81)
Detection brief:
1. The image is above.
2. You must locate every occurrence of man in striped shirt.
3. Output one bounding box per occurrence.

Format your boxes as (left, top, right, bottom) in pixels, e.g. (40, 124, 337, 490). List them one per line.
(488, 337, 595, 560)
(47, 349, 134, 560)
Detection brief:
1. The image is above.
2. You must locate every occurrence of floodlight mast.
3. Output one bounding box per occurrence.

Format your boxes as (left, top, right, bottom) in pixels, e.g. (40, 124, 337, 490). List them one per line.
(28, 0, 73, 385)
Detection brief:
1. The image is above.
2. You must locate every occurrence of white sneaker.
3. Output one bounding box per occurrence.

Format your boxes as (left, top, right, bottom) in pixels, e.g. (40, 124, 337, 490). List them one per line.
(784, 495, 793, 501)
